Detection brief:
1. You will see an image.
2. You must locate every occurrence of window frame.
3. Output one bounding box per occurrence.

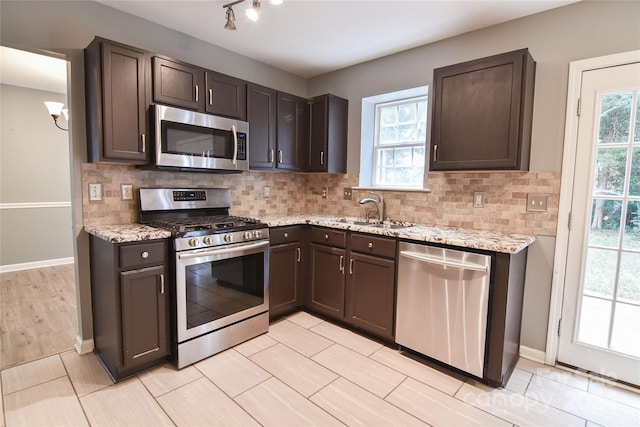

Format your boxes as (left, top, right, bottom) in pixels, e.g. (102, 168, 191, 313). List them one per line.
(372, 95, 428, 189)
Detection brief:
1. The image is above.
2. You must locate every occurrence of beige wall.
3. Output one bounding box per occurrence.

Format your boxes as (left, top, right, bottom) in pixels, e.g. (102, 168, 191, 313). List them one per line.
(0, 84, 73, 267)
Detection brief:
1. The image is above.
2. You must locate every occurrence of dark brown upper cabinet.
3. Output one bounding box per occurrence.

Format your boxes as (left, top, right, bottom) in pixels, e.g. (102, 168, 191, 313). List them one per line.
(430, 48, 535, 171)
(205, 71, 247, 120)
(276, 92, 308, 171)
(85, 38, 149, 164)
(152, 56, 203, 111)
(247, 83, 277, 169)
(248, 84, 308, 171)
(308, 94, 348, 173)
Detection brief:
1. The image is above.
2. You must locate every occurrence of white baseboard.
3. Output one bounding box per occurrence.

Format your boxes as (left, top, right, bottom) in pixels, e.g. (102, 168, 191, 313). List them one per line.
(75, 335, 94, 355)
(0, 257, 74, 273)
(519, 345, 547, 364)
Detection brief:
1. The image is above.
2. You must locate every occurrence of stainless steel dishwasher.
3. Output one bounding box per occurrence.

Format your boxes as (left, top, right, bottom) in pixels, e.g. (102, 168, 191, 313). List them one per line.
(395, 242, 492, 378)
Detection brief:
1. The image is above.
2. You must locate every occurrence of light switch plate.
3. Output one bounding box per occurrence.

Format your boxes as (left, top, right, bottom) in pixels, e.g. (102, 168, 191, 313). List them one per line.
(343, 188, 352, 200)
(527, 193, 548, 212)
(120, 184, 133, 201)
(322, 187, 328, 199)
(473, 191, 484, 208)
(88, 183, 102, 201)
(263, 186, 270, 198)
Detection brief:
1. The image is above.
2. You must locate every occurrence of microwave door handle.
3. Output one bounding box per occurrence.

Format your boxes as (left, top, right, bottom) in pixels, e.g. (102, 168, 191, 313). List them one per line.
(231, 124, 238, 165)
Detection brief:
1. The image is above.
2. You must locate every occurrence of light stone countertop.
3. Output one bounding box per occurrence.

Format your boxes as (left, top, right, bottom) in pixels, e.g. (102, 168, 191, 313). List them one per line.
(85, 215, 535, 254)
(261, 215, 535, 254)
(84, 224, 172, 243)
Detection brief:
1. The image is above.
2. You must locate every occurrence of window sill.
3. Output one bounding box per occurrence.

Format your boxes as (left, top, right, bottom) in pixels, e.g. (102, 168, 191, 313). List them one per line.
(353, 186, 431, 193)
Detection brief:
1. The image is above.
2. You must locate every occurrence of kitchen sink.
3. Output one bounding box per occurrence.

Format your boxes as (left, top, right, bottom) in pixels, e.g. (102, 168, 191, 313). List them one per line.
(334, 218, 413, 230)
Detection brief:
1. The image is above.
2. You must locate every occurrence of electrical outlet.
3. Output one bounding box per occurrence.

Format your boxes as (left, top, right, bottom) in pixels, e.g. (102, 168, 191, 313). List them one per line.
(263, 186, 271, 198)
(473, 191, 484, 208)
(120, 184, 133, 201)
(343, 188, 352, 200)
(322, 187, 328, 199)
(89, 183, 103, 201)
(527, 193, 548, 212)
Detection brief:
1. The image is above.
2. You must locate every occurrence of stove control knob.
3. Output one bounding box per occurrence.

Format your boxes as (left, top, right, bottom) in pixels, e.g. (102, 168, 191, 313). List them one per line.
(243, 231, 253, 240)
(224, 234, 232, 243)
(203, 236, 212, 245)
(254, 230, 262, 239)
(188, 238, 199, 247)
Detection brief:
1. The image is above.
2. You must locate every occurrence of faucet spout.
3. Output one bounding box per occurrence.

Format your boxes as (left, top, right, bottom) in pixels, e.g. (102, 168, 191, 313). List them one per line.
(358, 191, 384, 221)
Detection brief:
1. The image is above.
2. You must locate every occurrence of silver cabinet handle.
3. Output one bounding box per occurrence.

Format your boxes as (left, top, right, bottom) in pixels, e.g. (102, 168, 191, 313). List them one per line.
(284, 232, 289, 238)
(368, 242, 373, 249)
(268, 149, 274, 164)
(433, 144, 438, 162)
(195, 84, 199, 102)
(296, 247, 301, 263)
(159, 274, 165, 294)
(141, 134, 146, 153)
(339, 255, 345, 273)
(324, 234, 329, 240)
(349, 258, 354, 275)
(320, 151, 325, 165)
(209, 88, 213, 106)
(141, 251, 149, 259)
(279, 150, 283, 164)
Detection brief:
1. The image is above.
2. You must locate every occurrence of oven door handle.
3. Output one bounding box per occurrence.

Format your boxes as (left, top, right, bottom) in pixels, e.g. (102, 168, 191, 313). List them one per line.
(177, 240, 268, 260)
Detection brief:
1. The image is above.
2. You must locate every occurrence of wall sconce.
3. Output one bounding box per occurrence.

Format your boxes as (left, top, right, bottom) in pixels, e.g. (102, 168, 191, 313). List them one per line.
(44, 101, 68, 131)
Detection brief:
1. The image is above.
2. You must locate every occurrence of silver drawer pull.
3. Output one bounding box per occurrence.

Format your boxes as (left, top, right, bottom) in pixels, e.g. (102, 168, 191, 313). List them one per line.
(349, 258, 354, 275)
(339, 255, 345, 273)
(296, 247, 301, 262)
(159, 274, 165, 294)
(324, 234, 329, 240)
(209, 88, 213, 105)
(141, 251, 149, 259)
(368, 242, 373, 249)
(284, 232, 289, 238)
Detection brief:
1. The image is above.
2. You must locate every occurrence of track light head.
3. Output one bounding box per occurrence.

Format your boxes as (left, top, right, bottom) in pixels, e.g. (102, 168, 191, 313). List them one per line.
(246, 0, 260, 21)
(224, 6, 236, 30)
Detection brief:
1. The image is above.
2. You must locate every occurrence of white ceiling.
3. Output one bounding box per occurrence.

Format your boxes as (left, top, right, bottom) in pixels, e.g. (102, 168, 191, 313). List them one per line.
(97, 0, 579, 78)
(0, 46, 67, 93)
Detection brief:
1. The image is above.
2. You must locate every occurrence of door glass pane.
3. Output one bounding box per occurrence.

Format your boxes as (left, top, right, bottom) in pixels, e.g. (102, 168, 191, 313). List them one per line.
(588, 199, 622, 247)
(610, 302, 640, 357)
(630, 147, 640, 197)
(593, 147, 628, 196)
(598, 91, 632, 144)
(583, 248, 617, 298)
(577, 296, 611, 348)
(634, 94, 640, 143)
(623, 201, 640, 249)
(618, 252, 640, 303)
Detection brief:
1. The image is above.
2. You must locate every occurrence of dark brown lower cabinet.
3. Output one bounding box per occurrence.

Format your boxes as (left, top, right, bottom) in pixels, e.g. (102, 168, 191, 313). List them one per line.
(269, 226, 304, 319)
(90, 236, 170, 381)
(308, 242, 347, 321)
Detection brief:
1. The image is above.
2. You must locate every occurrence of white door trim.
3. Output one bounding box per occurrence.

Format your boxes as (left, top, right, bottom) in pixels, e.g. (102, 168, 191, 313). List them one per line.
(546, 49, 640, 366)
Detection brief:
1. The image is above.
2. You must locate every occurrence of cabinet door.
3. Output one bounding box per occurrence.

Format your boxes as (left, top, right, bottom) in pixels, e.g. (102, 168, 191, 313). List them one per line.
(308, 95, 328, 171)
(308, 243, 346, 320)
(99, 42, 148, 162)
(152, 57, 203, 110)
(345, 252, 396, 340)
(269, 241, 302, 318)
(277, 93, 308, 171)
(205, 71, 247, 119)
(430, 49, 534, 171)
(248, 83, 277, 169)
(120, 265, 169, 368)
(308, 94, 348, 173)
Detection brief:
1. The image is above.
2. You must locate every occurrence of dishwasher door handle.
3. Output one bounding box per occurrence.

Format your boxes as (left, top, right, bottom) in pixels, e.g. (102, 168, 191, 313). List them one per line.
(399, 250, 488, 272)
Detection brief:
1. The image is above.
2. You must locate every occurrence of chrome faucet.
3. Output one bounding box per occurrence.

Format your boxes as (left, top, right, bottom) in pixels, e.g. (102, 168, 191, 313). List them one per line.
(359, 191, 384, 222)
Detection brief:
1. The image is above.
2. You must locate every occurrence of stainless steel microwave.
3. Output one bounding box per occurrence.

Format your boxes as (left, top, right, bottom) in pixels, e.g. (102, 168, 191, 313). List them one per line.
(152, 104, 249, 172)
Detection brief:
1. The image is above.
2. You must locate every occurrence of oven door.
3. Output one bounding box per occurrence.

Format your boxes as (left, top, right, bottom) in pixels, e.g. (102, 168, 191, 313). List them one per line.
(175, 240, 269, 343)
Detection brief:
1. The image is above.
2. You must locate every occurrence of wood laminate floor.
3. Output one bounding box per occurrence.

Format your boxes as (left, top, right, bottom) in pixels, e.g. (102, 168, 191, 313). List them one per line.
(0, 267, 638, 426)
(0, 264, 77, 369)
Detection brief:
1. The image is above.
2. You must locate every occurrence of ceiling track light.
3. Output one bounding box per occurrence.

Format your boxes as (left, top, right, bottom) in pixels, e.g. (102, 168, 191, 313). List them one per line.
(222, 0, 282, 30)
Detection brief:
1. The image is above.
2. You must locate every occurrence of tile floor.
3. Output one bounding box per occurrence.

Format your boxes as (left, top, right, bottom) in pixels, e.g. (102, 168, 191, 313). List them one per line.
(2, 311, 639, 427)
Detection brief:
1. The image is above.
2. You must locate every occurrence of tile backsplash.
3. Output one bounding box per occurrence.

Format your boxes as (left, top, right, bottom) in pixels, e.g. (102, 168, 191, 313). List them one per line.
(82, 164, 560, 236)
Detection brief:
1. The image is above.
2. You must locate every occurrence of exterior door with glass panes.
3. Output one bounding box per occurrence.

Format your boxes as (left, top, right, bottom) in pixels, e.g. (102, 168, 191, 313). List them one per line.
(558, 62, 640, 386)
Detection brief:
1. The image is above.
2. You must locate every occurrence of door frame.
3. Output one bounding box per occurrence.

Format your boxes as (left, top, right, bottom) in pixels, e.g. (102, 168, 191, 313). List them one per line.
(546, 49, 640, 366)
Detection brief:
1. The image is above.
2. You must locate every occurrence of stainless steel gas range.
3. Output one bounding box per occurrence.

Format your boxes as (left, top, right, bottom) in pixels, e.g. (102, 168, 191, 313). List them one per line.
(139, 188, 269, 368)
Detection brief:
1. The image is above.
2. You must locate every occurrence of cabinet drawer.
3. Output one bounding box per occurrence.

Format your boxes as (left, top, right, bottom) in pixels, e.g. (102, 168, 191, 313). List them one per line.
(119, 241, 167, 270)
(350, 233, 396, 259)
(270, 226, 301, 245)
(310, 227, 347, 248)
